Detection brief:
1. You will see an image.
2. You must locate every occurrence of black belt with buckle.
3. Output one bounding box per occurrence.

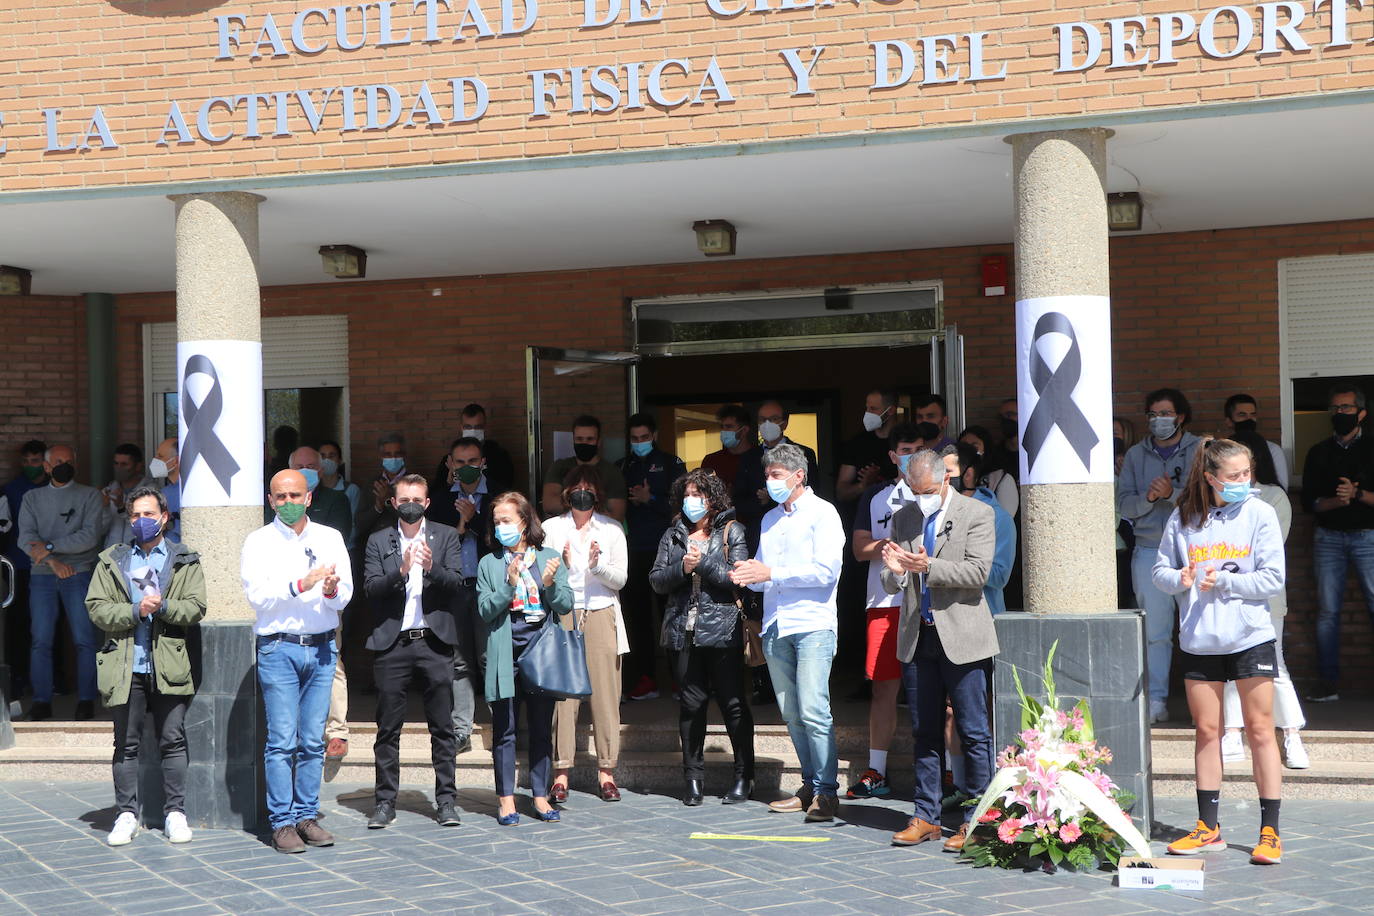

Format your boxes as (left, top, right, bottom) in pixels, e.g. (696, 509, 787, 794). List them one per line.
(399, 628, 428, 642)
(260, 631, 331, 646)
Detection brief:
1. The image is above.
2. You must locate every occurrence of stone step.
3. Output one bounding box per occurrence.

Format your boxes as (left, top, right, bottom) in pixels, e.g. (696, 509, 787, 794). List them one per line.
(1149, 756, 1374, 800)
(1149, 726, 1374, 761)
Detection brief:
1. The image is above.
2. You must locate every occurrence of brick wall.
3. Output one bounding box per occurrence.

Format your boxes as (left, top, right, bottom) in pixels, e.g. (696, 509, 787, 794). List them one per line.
(98, 215, 1374, 690)
(0, 295, 88, 484)
(3, 0, 1373, 190)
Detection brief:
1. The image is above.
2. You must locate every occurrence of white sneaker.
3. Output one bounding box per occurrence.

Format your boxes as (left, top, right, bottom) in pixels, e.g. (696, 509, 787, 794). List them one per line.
(1149, 699, 1168, 724)
(108, 812, 139, 847)
(164, 811, 193, 844)
(1283, 731, 1310, 770)
(1220, 730, 1245, 762)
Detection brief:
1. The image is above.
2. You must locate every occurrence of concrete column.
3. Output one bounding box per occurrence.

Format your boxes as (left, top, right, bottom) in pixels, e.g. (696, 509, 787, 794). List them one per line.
(170, 192, 264, 623)
(163, 191, 267, 831)
(1011, 129, 1117, 616)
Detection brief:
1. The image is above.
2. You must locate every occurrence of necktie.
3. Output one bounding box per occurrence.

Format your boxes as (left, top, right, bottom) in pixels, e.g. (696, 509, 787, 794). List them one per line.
(919, 511, 937, 624)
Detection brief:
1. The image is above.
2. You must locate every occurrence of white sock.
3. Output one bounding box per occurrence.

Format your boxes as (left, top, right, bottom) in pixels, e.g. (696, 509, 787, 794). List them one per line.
(869, 749, 887, 776)
(949, 754, 966, 791)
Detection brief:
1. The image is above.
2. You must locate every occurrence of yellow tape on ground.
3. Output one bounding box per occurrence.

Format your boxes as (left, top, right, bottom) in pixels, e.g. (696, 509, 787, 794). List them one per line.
(689, 832, 831, 842)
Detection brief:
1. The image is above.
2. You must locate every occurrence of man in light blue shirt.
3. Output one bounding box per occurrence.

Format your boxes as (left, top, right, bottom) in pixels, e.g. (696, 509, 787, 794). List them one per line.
(731, 442, 845, 823)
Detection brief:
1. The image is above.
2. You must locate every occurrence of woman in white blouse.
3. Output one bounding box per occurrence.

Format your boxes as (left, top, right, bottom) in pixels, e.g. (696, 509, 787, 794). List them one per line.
(544, 464, 629, 802)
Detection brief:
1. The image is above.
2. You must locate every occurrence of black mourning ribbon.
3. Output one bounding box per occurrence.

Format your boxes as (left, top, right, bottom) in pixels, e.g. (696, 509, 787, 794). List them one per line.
(305, 547, 318, 568)
(181, 355, 240, 496)
(1023, 311, 1099, 473)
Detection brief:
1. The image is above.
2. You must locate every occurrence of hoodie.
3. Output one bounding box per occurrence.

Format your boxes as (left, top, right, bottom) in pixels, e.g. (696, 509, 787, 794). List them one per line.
(1151, 491, 1284, 656)
(1116, 432, 1202, 548)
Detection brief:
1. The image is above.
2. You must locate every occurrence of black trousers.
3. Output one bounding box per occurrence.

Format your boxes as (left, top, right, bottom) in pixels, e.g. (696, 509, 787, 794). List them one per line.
(373, 631, 457, 806)
(670, 644, 755, 781)
(112, 673, 190, 816)
(451, 585, 487, 739)
(622, 550, 661, 688)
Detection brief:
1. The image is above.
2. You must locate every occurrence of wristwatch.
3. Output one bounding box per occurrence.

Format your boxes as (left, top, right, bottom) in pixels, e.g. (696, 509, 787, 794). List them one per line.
(44, 542, 54, 552)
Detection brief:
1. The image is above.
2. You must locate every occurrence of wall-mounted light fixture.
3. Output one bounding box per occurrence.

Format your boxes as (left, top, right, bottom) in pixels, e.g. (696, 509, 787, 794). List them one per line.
(1107, 192, 1143, 232)
(0, 265, 32, 296)
(692, 220, 736, 257)
(319, 244, 367, 279)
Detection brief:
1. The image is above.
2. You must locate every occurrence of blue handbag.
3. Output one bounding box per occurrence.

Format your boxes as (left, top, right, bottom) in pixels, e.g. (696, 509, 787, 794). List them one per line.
(518, 610, 593, 699)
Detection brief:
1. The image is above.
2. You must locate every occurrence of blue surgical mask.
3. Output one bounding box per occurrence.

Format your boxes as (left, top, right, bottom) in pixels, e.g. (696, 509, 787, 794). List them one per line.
(319, 458, 338, 478)
(300, 468, 320, 491)
(766, 476, 795, 504)
(682, 496, 708, 522)
(720, 429, 738, 449)
(1219, 480, 1251, 504)
(130, 516, 162, 543)
(631, 441, 653, 458)
(896, 453, 914, 476)
(495, 523, 522, 548)
(382, 457, 405, 474)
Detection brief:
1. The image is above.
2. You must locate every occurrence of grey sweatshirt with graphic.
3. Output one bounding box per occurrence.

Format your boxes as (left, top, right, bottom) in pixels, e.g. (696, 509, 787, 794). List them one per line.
(18, 483, 106, 575)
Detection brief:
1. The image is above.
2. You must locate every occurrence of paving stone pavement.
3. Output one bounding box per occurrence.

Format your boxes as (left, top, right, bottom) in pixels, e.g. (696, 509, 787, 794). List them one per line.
(0, 780, 1368, 915)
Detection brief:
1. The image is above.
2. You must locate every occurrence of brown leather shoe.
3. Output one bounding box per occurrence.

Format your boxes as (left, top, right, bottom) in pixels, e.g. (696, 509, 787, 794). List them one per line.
(295, 819, 334, 847)
(804, 794, 839, 823)
(891, 817, 943, 846)
(599, 782, 621, 802)
(325, 738, 348, 760)
(272, 825, 306, 854)
(943, 822, 969, 852)
(768, 788, 814, 813)
(549, 783, 569, 804)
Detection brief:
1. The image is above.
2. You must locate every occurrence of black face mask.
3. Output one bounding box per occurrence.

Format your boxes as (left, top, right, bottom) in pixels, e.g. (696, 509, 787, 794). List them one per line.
(1332, 412, 1361, 437)
(567, 489, 596, 512)
(396, 502, 425, 524)
(1000, 418, 1018, 441)
(573, 443, 598, 463)
(1113, 436, 1126, 456)
(1233, 419, 1258, 435)
(50, 463, 75, 485)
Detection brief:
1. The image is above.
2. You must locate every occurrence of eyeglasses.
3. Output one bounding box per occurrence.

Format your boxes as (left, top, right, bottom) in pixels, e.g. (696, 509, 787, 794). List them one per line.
(1145, 411, 1177, 419)
(1332, 404, 1361, 415)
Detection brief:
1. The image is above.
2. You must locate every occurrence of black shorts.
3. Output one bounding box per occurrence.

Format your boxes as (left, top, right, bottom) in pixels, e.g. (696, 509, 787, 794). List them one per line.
(1181, 640, 1278, 682)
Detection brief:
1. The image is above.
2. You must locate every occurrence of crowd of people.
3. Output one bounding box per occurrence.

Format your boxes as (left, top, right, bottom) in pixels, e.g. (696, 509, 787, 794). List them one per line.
(2, 382, 1365, 867)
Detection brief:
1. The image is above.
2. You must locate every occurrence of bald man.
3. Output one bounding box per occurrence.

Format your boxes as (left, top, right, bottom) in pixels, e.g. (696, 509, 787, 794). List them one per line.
(18, 443, 105, 721)
(241, 469, 354, 854)
(277, 447, 353, 545)
(148, 437, 182, 540)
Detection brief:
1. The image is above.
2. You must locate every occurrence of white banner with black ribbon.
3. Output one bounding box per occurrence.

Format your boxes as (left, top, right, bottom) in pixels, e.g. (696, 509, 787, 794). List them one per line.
(1016, 295, 1114, 486)
(177, 339, 264, 508)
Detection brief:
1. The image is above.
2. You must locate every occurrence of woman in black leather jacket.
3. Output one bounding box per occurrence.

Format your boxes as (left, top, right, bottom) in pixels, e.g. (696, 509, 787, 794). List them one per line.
(650, 468, 755, 806)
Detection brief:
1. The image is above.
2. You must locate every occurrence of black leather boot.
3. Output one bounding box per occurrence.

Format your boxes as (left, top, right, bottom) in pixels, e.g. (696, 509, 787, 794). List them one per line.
(683, 778, 704, 806)
(722, 777, 754, 805)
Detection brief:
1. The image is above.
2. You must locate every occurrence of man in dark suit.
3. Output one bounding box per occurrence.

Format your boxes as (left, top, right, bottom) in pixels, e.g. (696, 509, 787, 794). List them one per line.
(362, 474, 464, 829)
(881, 447, 998, 852)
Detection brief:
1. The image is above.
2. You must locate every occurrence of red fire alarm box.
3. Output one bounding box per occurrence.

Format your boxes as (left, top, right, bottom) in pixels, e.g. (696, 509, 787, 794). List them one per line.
(982, 255, 1007, 297)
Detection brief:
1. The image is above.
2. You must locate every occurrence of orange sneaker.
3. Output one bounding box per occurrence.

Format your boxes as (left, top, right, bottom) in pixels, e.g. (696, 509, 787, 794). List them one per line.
(1250, 826, 1282, 865)
(1166, 820, 1225, 855)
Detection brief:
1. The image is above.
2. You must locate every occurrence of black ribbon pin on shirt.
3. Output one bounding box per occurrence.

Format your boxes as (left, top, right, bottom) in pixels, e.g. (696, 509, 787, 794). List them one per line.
(1023, 311, 1099, 473)
(181, 354, 240, 496)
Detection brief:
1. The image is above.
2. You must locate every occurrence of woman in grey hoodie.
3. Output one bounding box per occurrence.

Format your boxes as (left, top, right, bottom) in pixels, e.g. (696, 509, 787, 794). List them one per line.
(1152, 438, 1286, 866)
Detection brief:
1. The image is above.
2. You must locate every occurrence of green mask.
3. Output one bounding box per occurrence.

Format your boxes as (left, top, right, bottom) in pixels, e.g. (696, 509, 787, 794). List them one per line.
(22, 465, 43, 481)
(275, 501, 307, 525)
(456, 465, 483, 485)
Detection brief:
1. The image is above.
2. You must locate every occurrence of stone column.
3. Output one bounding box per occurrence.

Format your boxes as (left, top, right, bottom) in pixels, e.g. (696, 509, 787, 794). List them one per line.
(149, 191, 267, 831)
(997, 129, 1153, 834)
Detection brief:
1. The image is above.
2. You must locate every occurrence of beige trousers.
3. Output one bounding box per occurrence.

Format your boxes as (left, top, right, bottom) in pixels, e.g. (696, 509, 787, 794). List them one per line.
(553, 606, 622, 769)
(325, 625, 349, 741)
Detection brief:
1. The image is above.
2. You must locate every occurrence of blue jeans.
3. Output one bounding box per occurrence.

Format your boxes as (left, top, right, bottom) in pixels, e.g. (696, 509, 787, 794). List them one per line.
(257, 635, 336, 830)
(1313, 527, 1374, 683)
(763, 624, 838, 797)
(901, 625, 993, 824)
(29, 570, 96, 704)
(1131, 546, 1175, 704)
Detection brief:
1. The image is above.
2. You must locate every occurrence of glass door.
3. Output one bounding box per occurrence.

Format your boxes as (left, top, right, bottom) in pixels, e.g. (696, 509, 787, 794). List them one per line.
(525, 347, 640, 495)
(928, 324, 966, 436)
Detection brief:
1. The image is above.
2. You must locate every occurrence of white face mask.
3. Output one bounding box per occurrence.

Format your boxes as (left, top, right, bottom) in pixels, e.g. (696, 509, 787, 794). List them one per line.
(862, 410, 885, 433)
(148, 458, 169, 478)
(759, 420, 783, 443)
(915, 482, 945, 517)
(464, 428, 485, 442)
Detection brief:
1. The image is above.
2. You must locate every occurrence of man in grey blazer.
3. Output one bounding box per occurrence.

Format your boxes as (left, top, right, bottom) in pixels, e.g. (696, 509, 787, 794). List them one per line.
(880, 448, 998, 851)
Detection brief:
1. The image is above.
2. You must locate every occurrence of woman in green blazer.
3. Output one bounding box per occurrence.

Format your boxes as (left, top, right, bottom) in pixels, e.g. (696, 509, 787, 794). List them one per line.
(85, 486, 207, 847)
(478, 491, 573, 826)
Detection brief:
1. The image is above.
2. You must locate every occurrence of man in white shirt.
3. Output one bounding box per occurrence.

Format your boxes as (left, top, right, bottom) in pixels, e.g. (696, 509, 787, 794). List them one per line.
(362, 475, 464, 830)
(241, 469, 353, 854)
(730, 442, 846, 823)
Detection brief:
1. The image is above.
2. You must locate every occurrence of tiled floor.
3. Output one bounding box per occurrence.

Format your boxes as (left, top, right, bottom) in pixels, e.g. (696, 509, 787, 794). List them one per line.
(0, 780, 1365, 915)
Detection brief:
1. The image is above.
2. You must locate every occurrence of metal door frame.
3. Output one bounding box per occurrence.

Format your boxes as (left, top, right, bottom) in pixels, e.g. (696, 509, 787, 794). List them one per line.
(525, 346, 641, 490)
